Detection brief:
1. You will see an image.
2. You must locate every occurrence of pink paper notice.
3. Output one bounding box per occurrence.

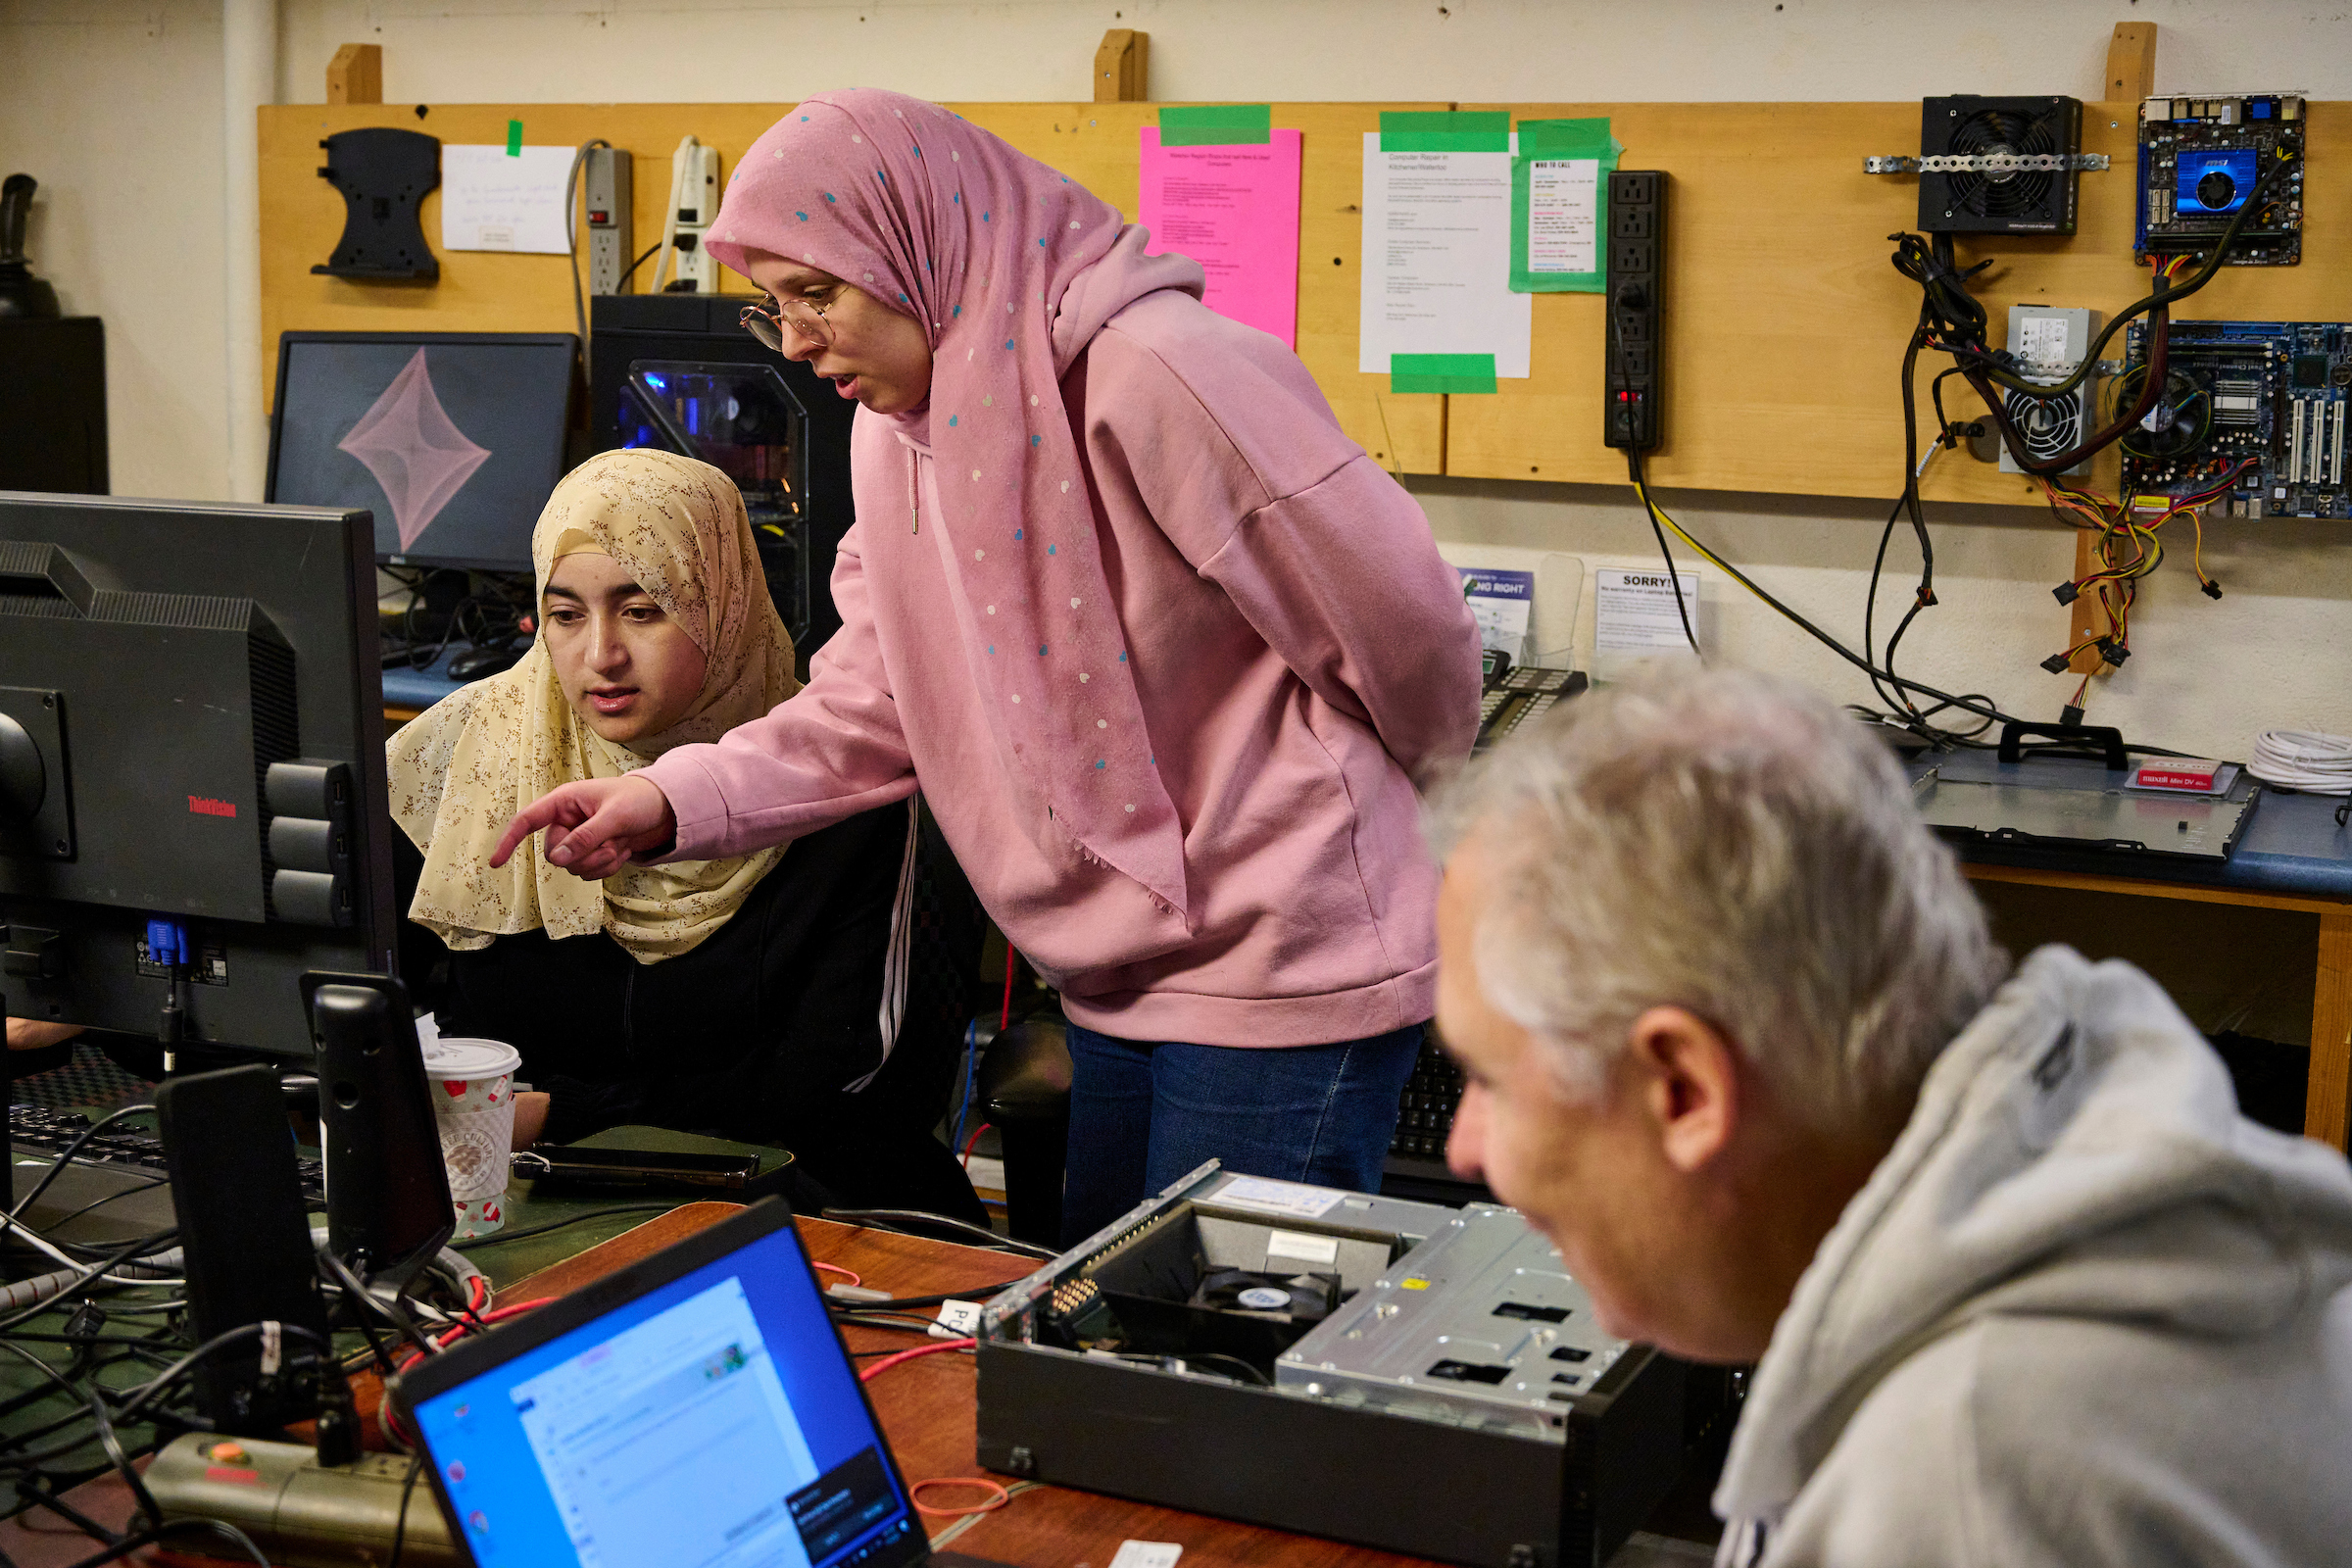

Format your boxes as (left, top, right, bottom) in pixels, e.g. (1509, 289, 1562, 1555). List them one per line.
(1138, 127, 1302, 348)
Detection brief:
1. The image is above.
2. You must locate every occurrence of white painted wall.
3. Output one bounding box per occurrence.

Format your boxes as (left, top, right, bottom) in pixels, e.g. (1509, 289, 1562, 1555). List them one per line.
(5, 0, 2349, 758)
(1, 1, 234, 501)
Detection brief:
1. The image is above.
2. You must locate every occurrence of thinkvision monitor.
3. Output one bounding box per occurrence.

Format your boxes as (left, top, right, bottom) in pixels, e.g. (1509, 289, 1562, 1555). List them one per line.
(0, 492, 398, 1058)
(267, 331, 577, 572)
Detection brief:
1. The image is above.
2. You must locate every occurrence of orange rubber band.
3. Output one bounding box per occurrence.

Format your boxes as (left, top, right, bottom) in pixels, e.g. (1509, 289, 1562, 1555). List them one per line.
(908, 1476, 1009, 1517)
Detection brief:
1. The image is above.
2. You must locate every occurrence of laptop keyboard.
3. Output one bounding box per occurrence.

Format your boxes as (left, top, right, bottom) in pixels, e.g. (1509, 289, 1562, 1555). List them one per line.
(1389, 1040, 1465, 1160)
(10, 1102, 327, 1206)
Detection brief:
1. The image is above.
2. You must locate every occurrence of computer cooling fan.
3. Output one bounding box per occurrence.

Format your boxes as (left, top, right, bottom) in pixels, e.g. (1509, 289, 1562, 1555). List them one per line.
(1868, 96, 2098, 235)
(2115, 366, 2212, 463)
(2001, 386, 2082, 465)
(1188, 1269, 1341, 1324)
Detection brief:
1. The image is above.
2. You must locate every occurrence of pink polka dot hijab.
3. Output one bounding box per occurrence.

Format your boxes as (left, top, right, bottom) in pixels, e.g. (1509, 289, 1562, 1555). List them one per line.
(707, 90, 1204, 916)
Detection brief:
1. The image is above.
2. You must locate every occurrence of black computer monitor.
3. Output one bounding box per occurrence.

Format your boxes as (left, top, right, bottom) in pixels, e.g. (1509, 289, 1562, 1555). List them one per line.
(266, 330, 577, 572)
(0, 491, 398, 1058)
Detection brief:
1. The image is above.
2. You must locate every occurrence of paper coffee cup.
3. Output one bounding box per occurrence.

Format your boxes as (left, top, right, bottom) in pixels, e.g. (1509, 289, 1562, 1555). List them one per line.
(421, 1035, 522, 1240)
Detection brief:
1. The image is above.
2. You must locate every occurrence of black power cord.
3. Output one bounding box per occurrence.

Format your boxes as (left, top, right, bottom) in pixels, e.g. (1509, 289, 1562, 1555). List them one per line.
(1608, 283, 1700, 658)
(1897, 141, 2291, 477)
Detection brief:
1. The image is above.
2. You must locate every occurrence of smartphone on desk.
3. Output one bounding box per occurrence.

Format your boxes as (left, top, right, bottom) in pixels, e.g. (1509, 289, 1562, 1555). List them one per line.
(1476, 651, 1588, 752)
(513, 1144, 768, 1194)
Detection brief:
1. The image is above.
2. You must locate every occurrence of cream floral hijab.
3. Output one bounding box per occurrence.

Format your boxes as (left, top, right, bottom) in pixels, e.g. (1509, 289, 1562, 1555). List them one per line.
(387, 450, 802, 961)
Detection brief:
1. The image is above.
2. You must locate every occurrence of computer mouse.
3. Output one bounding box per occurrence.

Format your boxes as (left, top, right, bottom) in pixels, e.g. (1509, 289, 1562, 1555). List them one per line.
(447, 644, 525, 682)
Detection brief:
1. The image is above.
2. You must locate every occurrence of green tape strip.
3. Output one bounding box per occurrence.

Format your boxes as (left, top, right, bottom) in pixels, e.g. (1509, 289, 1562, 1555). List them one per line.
(1379, 111, 1510, 153)
(506, 119, 523, 156)
(1517, 117, 1613, 158)
(1158, 104, 1272, 146)
(1391, 353, 1497, 395)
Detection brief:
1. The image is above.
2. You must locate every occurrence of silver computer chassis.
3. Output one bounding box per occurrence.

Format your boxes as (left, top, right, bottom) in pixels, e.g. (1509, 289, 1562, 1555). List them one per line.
(973, 1162, 1689, 1568)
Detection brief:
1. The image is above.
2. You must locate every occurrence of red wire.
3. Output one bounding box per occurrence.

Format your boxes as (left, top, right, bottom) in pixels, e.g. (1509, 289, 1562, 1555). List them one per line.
(960, 1122, 992, 1169)
(813, 1261, 862, 1287)
(393, 1298, 555, 1377)
(858, 1337, 974, 1383)
(480, 1298, 553, 1324)
(1000, 945, 1015, 1032)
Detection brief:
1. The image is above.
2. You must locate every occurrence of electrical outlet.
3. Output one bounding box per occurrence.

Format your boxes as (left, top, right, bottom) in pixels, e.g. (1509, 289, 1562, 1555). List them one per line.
(1603, 172, 1667, 452)
(585, 147, 633, 295)
(657, 139, 721, 293)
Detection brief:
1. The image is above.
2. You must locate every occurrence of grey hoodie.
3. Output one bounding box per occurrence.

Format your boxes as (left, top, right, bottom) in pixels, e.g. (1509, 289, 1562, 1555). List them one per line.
(1714, 946, 2352, 1567)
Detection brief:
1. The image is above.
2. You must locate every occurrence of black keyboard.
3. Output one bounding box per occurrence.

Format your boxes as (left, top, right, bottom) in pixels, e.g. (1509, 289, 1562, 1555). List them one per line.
(1388, 1040, 1465, 1160)
(9, 1103, 326, 1206)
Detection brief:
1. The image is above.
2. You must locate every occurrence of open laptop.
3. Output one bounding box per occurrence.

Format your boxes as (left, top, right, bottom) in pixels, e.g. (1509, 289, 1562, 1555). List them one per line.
(394, 1200, 1004, 1568)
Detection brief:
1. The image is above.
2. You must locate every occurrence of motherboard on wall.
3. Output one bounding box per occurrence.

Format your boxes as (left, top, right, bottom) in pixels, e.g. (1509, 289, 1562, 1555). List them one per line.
(2119, 320, 2350, 517)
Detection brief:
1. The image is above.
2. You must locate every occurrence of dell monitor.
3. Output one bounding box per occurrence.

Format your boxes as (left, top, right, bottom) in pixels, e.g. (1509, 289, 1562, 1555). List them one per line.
(267, 330, 577, 571)
(0, 491, 398, 1058)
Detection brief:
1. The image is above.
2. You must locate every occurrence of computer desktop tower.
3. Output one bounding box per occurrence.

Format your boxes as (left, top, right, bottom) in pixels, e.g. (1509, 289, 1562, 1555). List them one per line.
(589, 295, 856, 663)
(977, 1167, 1691, 1568)
(0, 318, 107, 493)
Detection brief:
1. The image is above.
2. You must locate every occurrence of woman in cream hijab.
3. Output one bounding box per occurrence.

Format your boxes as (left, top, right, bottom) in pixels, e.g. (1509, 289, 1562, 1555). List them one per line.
(390, 450, 982, 1218)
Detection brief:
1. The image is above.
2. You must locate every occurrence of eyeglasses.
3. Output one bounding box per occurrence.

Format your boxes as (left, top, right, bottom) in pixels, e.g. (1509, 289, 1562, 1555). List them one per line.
(740, 294, 832, 352)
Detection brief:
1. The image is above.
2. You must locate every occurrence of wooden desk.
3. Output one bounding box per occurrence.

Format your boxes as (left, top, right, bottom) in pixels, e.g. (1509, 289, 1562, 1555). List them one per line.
(1957, 837, 2352, 1152)
(1962, 861, 2352, 1149)
(0, 1207, 1490, 1568)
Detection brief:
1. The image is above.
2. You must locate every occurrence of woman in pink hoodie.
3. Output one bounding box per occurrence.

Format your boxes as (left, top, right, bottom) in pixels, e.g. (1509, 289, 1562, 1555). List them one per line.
(496, 89, 1482, 1241)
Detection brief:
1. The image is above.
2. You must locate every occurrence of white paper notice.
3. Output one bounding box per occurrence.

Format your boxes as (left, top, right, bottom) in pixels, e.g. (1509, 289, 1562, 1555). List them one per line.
(441, 145, 575, 255)
(1359, 132, 1531, 377)
(1594, 567, 1701, 654)
(1527, 158, 1601, 275)
(1211, 1176, 1346, 1220)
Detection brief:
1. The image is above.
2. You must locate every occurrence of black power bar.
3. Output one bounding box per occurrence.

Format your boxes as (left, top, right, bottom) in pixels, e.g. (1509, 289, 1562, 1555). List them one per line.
(1603, 170, 1668, 451)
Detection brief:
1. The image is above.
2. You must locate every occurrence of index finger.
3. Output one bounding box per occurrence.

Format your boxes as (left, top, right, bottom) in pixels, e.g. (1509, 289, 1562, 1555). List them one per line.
(490, 798, 564, 867)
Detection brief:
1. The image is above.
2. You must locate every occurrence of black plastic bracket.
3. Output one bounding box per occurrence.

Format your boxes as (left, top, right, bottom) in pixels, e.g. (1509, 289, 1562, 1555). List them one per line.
(312, 127, 440, 281)
(1997, 720, 2129, 771)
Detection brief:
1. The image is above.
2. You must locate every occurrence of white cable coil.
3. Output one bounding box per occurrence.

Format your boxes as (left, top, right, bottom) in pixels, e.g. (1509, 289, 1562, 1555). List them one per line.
(2247, 730, 2352, 795)
(0, 1249, 184, 1312)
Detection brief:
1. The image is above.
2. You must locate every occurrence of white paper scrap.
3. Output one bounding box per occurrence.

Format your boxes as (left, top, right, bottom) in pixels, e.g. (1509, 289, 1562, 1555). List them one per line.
(1212, 1176, 1346, 1220)
(1527, 158, 1601, 275)
(1265, 1229, 1343, 1265)
(1359, 132, 1531, 377)
(1109, 1543, 1184, 1568)
(441, 145, 576, 255)
(930, 1299, 983, 1339)
(1594, 567, 1701, 655)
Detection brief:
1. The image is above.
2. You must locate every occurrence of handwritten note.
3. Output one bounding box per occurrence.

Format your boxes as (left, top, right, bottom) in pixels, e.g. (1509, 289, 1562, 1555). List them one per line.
(441, 144, 575, 255)
(1139, 127, 1302, 348)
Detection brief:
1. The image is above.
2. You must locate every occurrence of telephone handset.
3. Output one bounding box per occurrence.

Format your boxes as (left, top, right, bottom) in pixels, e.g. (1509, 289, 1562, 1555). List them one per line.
(1475, 650, 1588, 753)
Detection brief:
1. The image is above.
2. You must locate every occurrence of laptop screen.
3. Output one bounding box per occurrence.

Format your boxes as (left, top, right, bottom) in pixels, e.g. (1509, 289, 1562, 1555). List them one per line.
(407, 1214, 920, 1568)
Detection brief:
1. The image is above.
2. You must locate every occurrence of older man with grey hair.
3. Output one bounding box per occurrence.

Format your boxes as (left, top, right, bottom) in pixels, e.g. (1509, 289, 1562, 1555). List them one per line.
(1433, 665, 2352, 1568)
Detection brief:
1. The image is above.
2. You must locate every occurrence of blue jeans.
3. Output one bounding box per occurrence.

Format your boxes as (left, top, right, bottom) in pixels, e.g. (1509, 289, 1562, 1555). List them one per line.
(1059, 1021, 1425, 1246)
